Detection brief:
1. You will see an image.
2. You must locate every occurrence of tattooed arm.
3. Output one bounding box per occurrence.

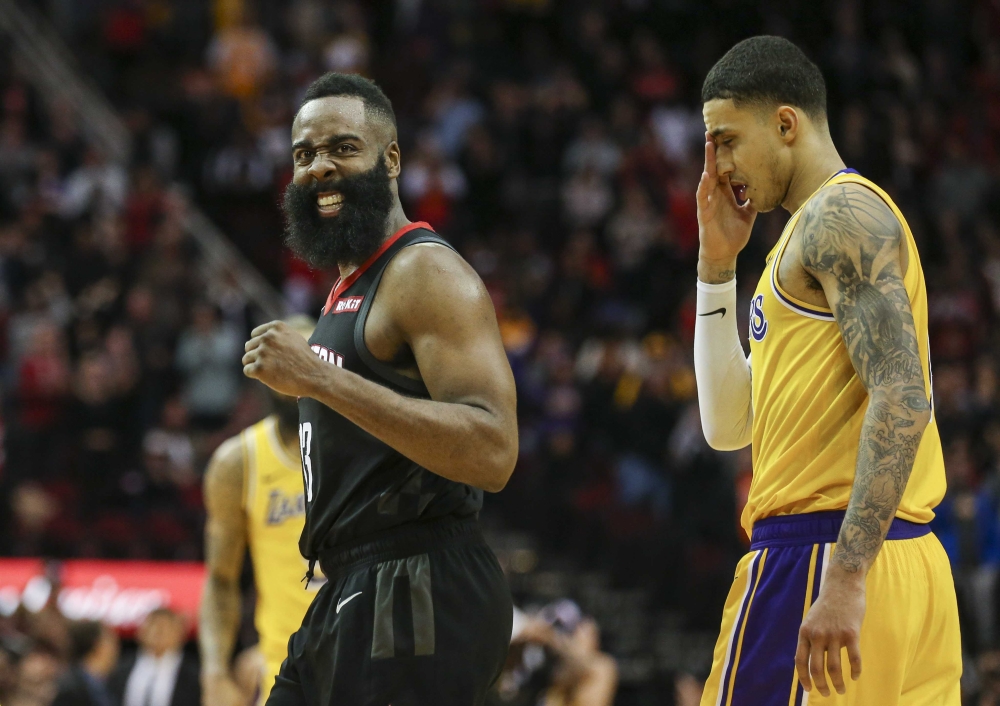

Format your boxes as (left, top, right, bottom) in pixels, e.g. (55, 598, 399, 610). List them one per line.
(804, 184, 930, 573)
(793, 183, 931, 697)
(199, 436, 249, 706)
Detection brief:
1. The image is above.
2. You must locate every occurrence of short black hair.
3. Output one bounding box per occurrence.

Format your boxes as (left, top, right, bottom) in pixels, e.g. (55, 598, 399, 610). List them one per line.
(300, 72, 396, 133)
(702, 36, 827, 121)
(67, 620, 104, 663)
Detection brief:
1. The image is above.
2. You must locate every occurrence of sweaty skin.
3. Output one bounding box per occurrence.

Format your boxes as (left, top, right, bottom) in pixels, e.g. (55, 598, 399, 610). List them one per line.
(243, 95, 518, 493)
(699, 97, 931, 698)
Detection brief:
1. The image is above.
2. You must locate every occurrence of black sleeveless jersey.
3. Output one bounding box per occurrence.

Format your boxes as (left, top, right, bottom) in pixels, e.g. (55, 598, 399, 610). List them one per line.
(297, 222, 483, 559)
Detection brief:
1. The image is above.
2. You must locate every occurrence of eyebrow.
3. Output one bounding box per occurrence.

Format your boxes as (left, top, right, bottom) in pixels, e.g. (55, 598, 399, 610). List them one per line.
(709, 127, 732, 138)
(292, 133, 365, 151)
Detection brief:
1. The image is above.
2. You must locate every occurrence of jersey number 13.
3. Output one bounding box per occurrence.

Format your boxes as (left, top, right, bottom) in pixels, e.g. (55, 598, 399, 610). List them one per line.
(299, 422, 314, 502)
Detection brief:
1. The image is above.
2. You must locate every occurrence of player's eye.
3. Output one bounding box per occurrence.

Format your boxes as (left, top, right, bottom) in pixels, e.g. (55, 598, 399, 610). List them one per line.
(336, 144, 357, 154)
(295, 151, 314, 165)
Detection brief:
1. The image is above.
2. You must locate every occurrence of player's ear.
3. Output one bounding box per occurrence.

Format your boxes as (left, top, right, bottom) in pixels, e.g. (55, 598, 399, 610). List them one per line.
(777, 106, 798, 143)
(384, 141, 401, 179)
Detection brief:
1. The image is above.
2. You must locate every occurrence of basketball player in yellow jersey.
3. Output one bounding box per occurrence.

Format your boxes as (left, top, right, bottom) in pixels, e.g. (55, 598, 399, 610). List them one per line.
(693, 37, 961, 705)
(199, 317, 321, 706)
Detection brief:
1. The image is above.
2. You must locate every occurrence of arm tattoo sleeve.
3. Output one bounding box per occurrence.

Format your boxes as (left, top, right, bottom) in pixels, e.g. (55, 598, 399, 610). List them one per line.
(800, 185, 932, 574)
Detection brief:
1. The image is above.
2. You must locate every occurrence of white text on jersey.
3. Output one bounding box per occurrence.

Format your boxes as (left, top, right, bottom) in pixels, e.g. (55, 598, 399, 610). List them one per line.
(311, 344, 344, 367)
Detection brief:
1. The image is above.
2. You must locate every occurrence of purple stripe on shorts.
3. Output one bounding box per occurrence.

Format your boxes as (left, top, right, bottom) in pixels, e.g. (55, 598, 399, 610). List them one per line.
(720, 509, 932, 705)
(728, 544, 816, 705)
(793, 545, 827, 706)
(719, 550, 764, 706)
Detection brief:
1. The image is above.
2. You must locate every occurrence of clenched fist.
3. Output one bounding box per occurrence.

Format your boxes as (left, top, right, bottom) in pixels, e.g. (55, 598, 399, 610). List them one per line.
(242, 321, 324, 398)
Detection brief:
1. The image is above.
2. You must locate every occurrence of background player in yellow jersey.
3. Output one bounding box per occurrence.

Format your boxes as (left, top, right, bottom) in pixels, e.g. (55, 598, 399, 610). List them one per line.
(693, 37, 961, 705)
(199, 317, 320, 706)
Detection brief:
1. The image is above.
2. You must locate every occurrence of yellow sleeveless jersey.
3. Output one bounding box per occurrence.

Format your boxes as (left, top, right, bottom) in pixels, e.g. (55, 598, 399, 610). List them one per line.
(744, 170, 946, 535)
(241, 415, 319, 704)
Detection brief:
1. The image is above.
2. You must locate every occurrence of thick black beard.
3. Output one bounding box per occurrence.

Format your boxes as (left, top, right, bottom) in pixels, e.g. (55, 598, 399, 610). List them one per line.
(282, 159, 394, 269)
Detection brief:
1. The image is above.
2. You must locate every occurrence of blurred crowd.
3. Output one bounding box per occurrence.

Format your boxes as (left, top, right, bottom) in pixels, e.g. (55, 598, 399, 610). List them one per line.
(0, 60, 267, 563)
(0, 0, 999, 702)
(0, 605, 245, 706)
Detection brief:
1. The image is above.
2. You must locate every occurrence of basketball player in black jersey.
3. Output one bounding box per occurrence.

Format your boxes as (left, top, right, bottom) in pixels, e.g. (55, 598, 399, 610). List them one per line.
(241, 73, 516, 706)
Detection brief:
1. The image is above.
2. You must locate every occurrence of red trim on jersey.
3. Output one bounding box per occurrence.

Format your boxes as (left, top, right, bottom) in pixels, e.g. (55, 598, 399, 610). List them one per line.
(323, 221, 434, 315)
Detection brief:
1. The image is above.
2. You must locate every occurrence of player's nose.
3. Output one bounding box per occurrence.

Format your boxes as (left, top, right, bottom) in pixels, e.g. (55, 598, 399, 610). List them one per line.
(714, 154, 735, 178)
(307, 153, 337, 181)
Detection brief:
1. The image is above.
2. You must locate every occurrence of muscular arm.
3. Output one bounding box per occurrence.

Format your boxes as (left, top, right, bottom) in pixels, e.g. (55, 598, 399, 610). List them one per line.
(800, 184, 931, 575)
(199, 436, 247, 685)
(244, 245, 518, 492)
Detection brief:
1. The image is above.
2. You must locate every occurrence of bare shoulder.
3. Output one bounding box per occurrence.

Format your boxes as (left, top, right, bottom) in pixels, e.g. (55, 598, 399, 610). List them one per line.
(800, 182, 902, 267)
(380, 242, 493, 321)
(204, 434, 245, 508)
(385, 241, 484, 293)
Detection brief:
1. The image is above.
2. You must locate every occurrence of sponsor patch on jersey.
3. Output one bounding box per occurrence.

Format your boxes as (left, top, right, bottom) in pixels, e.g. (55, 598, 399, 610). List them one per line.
(331, 296, 364, 314)
(311, 344, 344, 367)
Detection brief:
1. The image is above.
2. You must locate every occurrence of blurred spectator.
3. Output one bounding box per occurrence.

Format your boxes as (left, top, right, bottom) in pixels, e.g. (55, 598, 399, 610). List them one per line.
(205, 9, 277, 100)
(9, 317, 68, 485)
(70, 353, 130, 505)
(563, 117, 622, 177)
(109, 608, 200, 706)
(979, 650, 1000, 705)
(322, 25, 370, 77)
(492, 601, 617, 706)
(59, 148, 127, 220)
(931, 137, 990, 223)
(142, 397, 196, 486)
(6, 646, 62, 706)
(932, 437, 1000, 651)
(400, 136, 467, 230)
(7, 482, 59, 555)
(51, 620, 118, 706)
(0, 637, 21, 702)
(123, 166, 165, 253)
(174, 302, 242, 432)
(426, 65, 486, 159)
(605, 185, 662, 276)
(561, 166, 613, 230)
(629, 31, 679, 104)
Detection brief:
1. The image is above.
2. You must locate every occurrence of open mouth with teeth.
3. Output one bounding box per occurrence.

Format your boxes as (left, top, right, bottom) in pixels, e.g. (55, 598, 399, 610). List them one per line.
(732, 183, 748, 205)
(316, 192, 344, 217)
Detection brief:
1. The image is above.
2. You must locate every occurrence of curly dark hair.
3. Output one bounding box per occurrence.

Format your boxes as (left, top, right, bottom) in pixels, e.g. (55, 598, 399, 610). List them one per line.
(702, 36, 827, 121)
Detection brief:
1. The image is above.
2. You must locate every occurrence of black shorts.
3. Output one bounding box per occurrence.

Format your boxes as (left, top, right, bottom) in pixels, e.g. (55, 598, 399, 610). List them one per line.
(266, 518, 513, 706)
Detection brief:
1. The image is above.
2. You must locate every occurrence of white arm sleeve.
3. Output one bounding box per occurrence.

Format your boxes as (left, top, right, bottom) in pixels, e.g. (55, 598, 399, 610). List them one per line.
(693, 279, 753, 450)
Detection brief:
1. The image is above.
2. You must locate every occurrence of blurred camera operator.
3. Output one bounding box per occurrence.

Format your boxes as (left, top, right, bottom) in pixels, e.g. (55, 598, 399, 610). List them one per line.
(491, 600, 617, 706)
